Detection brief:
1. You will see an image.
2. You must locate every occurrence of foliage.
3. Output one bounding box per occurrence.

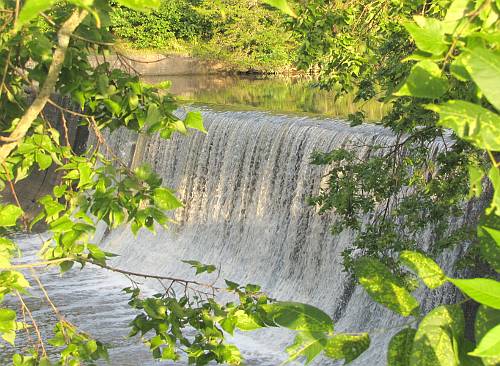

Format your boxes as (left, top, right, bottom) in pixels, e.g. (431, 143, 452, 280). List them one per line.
(110, 0, 296, 72)
(269, 0, 500, 364)
(110, 0, 207, 49)
(0, 0, 499, 365)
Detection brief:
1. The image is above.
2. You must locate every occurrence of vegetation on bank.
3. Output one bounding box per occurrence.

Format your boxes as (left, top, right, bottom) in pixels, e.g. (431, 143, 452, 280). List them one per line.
(110, 0, 297, 73)
(0, 0, 498, 366)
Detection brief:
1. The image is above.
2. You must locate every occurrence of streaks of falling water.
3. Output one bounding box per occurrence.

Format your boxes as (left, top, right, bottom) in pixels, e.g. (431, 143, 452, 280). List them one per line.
(93, 109, 466, 365)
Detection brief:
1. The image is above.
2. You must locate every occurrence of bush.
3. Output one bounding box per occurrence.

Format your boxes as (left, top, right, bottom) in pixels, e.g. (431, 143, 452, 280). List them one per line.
(110, 0, 207, 49)
(110, 0, 296, 72)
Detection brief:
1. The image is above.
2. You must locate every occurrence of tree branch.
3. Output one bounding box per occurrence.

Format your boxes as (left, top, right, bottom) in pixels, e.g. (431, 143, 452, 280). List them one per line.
(0, 9, 88, 164)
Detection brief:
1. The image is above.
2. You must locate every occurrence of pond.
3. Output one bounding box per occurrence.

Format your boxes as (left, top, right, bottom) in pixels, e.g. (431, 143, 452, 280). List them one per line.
(143, 74, 387, 122)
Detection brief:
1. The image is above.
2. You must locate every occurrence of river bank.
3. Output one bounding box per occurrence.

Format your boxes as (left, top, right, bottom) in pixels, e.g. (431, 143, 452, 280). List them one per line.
(91, 49, 300, 77)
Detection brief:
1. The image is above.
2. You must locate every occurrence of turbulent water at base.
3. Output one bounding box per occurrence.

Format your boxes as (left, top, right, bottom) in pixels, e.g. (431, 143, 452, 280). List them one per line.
(82, 108, 469, 365)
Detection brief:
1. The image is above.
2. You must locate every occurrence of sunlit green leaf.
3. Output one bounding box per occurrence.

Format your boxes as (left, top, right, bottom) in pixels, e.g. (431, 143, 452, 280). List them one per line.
(426, 100, 500, 151)
(2, 330, 15, 345)
(410, 305, 464, 366)
(286, 331, 327, 364)
(404, 17, 448, 55)
(35, 152, 52, 170)
(262, 0, 297, 18)
(182, 260, 216, 275)
(184, 112, 206, 133)
(468, 165, 484, 199)
(474, 305, 500, 365)
(395, 60, 448, 98)
(487, 167, 500, 216)
(448, 278, 500, 309)
(479, 214, 500, 270)
(324, 333, 370, 363)
(469, 324, 500, 358)
(0, 205, 23, 227)
(115, 0, 160, 12)
(153, 187, 183, 211)
(0, 308, 16, 332)
(462, 47, 500, 111)
(262, 301, 333, 332)
(233, 310, 263, 331)
(354, 257, 419, 316)
(14, 0, 56, 33)
(400, 251, 446, 289)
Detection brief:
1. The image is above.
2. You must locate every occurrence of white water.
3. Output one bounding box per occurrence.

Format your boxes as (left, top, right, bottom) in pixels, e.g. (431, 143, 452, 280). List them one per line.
(4, 109, 469, 365)
(95, 109, 467, 365)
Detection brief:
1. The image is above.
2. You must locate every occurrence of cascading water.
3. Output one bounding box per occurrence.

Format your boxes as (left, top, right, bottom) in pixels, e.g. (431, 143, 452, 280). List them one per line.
(94, 108, 468, 365)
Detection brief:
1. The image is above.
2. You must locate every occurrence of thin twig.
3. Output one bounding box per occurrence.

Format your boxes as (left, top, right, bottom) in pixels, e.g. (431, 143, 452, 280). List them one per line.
(86, 259, 222, 292)
(4, 257, 75, 269)
(16, 291, 47, 357)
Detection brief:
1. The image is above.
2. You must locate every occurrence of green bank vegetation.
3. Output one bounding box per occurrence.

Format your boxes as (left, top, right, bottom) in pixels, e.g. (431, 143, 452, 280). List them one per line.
(110, 0, 297, 73)
(0, 0, 498, 365)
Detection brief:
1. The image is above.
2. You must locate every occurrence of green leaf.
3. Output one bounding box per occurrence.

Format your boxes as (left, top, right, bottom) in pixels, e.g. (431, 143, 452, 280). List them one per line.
(410, 305, 464, 366)
(49, 215, 74, 233)
(400, 251, 446, 289)
(443, 0, 474, 34)
(469, 324, 500, 358)
(53, 184, 68, 199)
(448, 278, 500, 309)
(145, 104, 161, 127)
(233, 310, 262, 331)
(395, 60, 448, 98)
(479, 220, 500, 272)
(468, 165, 484, 199)
(286, 332, 327, 364)
(262, 301, 333, 332)
(59, 261, 74, 273)
(184, 112, 206, 133)
(0, 237, 16, 267)
(115, 0, 160, 12)
(97, 74, 109, 96)
(103, 99, 121, 115)
(2, 330, 15, 345)
(450, 54, 470, 82)
(426, 100, 500, 151)
(35, 152, 52, 170)
(153, 187, 183, 211)
(220, 316, 236, 335)
(14, 0, 56, 33)
(474, 305, 500, 365)
(387, 328, 417, 366)
(77, 163, 93, 188)
(182, 260, 216, 275)
(0, 205, 23, 227)
(459, 339, 485, 366)
(0, 308, 16, 332)
(487, 167, 500, 216)
(462, 47, 500, 111)
(354, 257, 419, 317)
(404, 17, 448, 56)
(324, 333, 370, 363)
(262, 0, 297, 18)
(134, 164, 154, 182)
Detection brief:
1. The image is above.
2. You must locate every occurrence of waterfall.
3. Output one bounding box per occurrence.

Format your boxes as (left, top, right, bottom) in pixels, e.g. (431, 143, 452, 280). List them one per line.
(97, 108, 467, 365)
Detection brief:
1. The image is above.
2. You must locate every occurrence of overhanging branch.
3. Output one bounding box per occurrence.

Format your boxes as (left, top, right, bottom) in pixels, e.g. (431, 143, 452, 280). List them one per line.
(0, 9, 88, 164)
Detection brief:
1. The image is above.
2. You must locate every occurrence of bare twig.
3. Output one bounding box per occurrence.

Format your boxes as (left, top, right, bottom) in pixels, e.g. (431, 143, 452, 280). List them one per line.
(16, 291, 47, 357)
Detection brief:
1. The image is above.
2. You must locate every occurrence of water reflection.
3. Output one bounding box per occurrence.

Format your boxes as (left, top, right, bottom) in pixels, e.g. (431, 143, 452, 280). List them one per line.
(143, 75, 387, 121)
